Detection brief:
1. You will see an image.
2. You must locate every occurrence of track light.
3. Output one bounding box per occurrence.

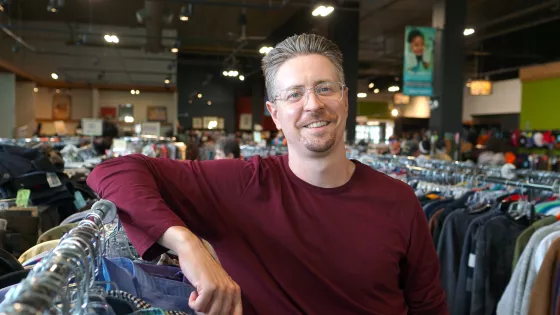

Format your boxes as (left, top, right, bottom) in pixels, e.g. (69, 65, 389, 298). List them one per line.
(391, 109, 399, 117)
(239, 75, 245, 81)
(357, 93, 367, 98)
(223, 70, 239, 77)
(47, 0, 63, 13)
(171, 40, 181, 54)
(312, 5, 334, 17)
(51, 73, 59, 80)
(463, 28, 475, 36)
(179, 4, 192, 22)
(197, 93, 202, 98)
(259, 46, 273, 55)
(374, 88, 380, 94)
(104, 34, 119, 44)
(388, 85, 400, 92)
(164, 78, 171, 84)
(368, 82, 374, 89)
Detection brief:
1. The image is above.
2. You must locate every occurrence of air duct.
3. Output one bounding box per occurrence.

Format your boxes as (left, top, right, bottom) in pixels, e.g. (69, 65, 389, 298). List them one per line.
(144, 0, 164, 53)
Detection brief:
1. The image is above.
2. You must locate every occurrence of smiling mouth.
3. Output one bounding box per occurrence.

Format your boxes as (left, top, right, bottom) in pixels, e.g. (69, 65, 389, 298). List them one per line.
(304, 121, 330, 128)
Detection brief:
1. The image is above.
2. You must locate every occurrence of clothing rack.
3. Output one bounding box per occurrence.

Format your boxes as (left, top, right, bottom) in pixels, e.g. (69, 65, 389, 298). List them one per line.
(0, 200, 117, 314)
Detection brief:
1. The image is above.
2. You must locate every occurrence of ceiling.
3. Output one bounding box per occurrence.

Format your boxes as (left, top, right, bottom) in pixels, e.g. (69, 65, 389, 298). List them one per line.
(0, 0, 558, 90)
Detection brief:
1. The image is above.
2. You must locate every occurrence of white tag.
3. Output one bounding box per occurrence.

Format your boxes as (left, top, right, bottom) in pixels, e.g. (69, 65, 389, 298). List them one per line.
(81, 118, 104, 136)
(46, 172, 62, 188)
(468, 253, 476, 268)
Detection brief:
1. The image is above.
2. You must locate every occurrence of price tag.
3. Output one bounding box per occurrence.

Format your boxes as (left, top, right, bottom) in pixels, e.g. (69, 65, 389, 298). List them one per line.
(141, 122, 161, 137)
(73, 191, 87, 210)
(46, 172, 62, 188)
(81, 118, 103, 136)
(16, 189, 30, 208)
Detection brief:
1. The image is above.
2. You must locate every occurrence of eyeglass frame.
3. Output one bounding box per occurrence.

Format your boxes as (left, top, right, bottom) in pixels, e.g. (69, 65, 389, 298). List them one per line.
(272, 81, 347, 105)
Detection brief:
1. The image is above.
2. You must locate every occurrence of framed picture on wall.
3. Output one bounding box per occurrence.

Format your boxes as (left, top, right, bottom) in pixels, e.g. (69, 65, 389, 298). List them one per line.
(147, 106, 168, 122)
(192, 117, 202, 129)
(52, 94, 71, 120)
(239, 113, 252, 130)
(217, 118, 224, 129)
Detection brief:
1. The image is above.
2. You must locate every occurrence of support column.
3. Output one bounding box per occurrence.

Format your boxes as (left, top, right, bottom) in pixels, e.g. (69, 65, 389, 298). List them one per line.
(0, 73, 16, 138)
(92, 88, 100, 118)
(430, 0, 467, 135)
(251, 77, 264, 128)
(327, 4, 360, 143)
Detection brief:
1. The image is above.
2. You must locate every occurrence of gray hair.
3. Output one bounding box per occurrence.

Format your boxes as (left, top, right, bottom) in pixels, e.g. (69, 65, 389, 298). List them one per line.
(261, 33, 345, 102)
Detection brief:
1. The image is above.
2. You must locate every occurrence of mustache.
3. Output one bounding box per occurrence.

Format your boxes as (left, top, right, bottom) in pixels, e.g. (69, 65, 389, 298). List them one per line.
(297, 111, 338, 127)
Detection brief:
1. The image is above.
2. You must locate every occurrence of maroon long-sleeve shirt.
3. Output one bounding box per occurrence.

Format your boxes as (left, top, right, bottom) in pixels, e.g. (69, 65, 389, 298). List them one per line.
(87, 154, 448, 315)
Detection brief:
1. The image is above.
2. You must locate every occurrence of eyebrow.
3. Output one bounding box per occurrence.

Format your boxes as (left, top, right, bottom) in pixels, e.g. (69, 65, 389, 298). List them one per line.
(281, 80, 333, 91)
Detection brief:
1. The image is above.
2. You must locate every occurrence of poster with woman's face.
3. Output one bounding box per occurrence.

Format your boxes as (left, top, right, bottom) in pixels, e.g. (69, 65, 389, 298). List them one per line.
(52, 94, 71, 120)
(403, 26, 436, 96)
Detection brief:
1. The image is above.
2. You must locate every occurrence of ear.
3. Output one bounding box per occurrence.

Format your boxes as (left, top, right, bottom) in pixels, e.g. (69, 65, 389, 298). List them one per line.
(227, 153, 234, 159)
(343, 87, 349, 113)
(266, 101, 282, 130)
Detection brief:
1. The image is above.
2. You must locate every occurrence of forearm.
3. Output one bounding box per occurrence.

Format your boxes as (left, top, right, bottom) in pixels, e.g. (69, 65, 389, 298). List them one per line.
(159, 225, 204, 255)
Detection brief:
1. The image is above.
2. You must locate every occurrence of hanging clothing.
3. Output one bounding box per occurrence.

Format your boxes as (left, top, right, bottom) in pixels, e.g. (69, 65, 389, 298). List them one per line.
(528, 237, 560, 315)
(513, 216, 558, 269)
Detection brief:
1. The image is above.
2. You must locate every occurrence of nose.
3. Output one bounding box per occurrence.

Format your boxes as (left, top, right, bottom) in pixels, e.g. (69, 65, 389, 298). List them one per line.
(303, 89, 325, 111)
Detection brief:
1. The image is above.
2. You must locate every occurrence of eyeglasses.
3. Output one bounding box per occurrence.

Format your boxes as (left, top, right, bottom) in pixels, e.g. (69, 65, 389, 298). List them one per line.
(274, 82, 346, 105)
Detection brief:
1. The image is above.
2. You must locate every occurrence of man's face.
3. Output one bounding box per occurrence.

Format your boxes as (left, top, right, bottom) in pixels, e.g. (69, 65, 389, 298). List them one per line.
(411, 36, 424, 56)
(266, 54, 348, 156)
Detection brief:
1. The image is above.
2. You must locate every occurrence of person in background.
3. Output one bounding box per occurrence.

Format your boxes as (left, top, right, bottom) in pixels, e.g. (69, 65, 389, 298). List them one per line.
(401, 139, 420, 157)
(388, 135, 401, 155)
(477, 137, 507, 166)
(434, 139, 453, 161)
(417, 139, 431, 160)
(33, 123, 43, 137)
(92, 120, 119, 155)
(271, 130, 287, 146)
(215, 137, 240, 160)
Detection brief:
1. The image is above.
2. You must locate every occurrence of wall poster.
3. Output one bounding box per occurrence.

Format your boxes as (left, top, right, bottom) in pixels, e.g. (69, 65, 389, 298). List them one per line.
(403, 26, 436, 97)
(192, 117, 202, 129)
(52, 94, 71, 120)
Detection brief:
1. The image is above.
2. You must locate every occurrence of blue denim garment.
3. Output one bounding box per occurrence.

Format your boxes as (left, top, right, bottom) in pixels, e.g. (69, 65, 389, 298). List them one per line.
(97, 257, 196, 313)
(135, 263, 191, 285)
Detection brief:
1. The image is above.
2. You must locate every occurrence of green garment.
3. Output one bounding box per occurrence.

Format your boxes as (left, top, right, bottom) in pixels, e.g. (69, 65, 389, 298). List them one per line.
(37, 223, 78, 244)
(18, 239, 60, 264)
(513, 215, 558, 269)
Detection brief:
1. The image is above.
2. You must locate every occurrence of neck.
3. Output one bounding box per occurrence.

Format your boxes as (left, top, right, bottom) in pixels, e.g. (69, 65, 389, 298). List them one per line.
(288, 144, 355, 188)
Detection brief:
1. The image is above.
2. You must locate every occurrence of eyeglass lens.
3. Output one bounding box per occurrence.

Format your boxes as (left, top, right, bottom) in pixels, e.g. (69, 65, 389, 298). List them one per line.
(279, 82, 343, 104)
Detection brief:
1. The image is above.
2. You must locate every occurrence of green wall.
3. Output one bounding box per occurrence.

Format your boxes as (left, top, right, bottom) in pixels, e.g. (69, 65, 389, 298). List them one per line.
(521, 78, 560, 130)
(357, 101, 390, 119)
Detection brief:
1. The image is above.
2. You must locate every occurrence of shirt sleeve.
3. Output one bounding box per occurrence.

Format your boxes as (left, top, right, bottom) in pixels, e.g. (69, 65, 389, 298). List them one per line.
(87, 154, 255, 260)
(401, 188, 449, 315)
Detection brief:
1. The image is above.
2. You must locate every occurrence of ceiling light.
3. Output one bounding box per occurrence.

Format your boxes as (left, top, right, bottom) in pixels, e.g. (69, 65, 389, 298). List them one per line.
(55, 89, 60, 94)
(222, 71, 228, 76)
(51, 73, 59, 80)
(104, 34, 119, 44)
(227, 70, 239, 77)
(171, 47, 179, 54)
(124, 116, 134, 123)
(464, 28, 475, 36)
(388, 85, 400, 92)
(136, 90, 140, 95)
(259, 46, 273, 54)
(164, 79, 170, 84)
(391, 109, 399, 117)
(368, 82, 374, 89)
(374, 88, 380, 94)
(357, 93, 367, 98)
(33, 88, 38, 93)
(197, 93, 202, 98)
(207, 101, 212, 105)
(179, 4, 192, 22)
(312, 5, 334, 17)
(239, 75, 245, 81)
(130, 90, 136, 95)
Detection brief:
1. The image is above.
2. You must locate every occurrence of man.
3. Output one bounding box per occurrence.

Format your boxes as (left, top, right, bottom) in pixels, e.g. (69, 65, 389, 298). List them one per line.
(215, 137, 241, 160)
(87, 34, 447, 315)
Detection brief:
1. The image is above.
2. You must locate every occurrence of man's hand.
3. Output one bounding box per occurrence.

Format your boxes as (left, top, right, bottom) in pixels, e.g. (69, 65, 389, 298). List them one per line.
(160, 226, 243, 315)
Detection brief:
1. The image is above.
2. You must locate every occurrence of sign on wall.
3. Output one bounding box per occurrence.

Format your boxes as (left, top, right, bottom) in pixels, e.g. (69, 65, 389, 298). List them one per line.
(141, 122, 161, 137)
(81, 118, 103, 136)
(403, 26, 436, 97)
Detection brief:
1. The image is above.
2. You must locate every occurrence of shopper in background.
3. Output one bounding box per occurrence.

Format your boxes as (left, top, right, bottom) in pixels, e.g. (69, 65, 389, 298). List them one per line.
(388, 135, 401, 155)
(417, 139, 432, 160)
(435, 139, 453, 161)
(92, 120, 119, 155)
(88, 34, 447, 315)
(271, 130, 287, 146)
(215, 137, 240, 160)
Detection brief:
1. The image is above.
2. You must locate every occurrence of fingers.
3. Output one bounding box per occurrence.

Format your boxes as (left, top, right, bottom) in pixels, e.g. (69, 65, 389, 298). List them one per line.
(232, 285, 243, 315)
(189, 289, 213, 313)
(218, 284, 236, 315)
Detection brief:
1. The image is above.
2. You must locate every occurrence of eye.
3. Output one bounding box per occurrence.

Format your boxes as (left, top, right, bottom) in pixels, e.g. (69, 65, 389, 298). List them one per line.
(286, 91, 302, 100)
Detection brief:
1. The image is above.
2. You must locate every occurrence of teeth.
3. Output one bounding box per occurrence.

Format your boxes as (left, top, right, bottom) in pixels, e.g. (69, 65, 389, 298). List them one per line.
(306, 121, 328, 128)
